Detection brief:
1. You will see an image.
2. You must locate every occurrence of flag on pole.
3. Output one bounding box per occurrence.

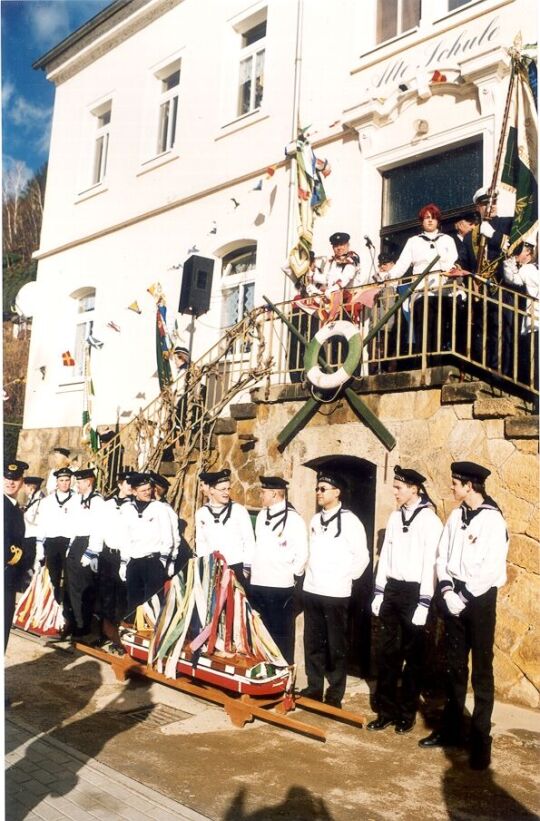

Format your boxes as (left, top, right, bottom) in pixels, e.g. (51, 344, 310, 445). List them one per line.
(500, 52, 538, 253)
(62, 351, 75, 366)
(81, 345, 98, 452)
(156, 303, 172, 389)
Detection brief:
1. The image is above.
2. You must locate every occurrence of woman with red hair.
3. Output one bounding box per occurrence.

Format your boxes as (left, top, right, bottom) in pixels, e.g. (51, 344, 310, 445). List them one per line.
(388, 204, 459, 357)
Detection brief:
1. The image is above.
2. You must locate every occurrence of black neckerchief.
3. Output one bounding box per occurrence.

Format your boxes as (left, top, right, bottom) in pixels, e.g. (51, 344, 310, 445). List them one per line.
(400, 497, 431, 533)
(81, 490, 99, 510)
(419, 232, 444, 250)
(55, 490, 73, 510)
(320, 504, 342, 538)
(205, 501, 233, 525)
(460, 496, 500, 529)
(265, 501, 294, 533)
(23, 494, 41, 513)
(114, 494, 130, 510)
(134, 499, 151, 518)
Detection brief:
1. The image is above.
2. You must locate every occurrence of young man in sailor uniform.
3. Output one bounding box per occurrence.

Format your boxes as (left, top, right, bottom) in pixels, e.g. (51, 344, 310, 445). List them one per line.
(4, 460, 29, 650)
(120, 473, 175, 617)
(64, 468, 104, 638)
(250, 476, 308, 663)
(20, 476, 45, 585)
(419, 461, 508, 771)
(35, 467, 80, 616)
(302, 472, 369, 708)
(368, 466, 443, 734)
(94, 470, 134, 648)
(149, 471, 191, 576)
(195, 468, 255, 583)
(45, 447, 74, 494)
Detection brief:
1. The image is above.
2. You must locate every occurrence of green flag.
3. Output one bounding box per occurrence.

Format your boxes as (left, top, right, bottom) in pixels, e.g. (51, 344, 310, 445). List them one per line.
(501, 57, 538, 253)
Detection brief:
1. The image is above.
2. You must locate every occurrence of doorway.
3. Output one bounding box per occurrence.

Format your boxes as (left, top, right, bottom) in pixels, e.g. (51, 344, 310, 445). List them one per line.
(303, 455, 376, 678)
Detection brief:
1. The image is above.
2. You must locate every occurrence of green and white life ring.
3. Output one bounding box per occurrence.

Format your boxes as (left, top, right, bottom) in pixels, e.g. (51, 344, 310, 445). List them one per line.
(304, 320, 362, 390)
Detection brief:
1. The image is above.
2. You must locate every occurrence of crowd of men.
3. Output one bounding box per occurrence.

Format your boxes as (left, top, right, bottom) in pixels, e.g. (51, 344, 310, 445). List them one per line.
(5, 450, 509, 771)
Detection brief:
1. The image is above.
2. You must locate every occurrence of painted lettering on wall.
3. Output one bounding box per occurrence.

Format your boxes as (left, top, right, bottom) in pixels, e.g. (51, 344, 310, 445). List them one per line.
(371, 16, 500, 89)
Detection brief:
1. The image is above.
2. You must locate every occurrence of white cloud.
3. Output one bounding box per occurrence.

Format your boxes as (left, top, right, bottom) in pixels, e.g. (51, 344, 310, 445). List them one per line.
(8, 95, 52, 128)
(27, 2, 71, 46)
(2, 80, 15, 107)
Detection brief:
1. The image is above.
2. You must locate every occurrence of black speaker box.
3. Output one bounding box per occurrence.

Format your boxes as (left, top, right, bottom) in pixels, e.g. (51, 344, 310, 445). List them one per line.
(178, 255, 214, 316)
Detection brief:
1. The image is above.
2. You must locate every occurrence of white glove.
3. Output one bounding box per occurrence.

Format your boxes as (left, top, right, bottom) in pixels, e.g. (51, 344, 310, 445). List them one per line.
(444, 590, 466, 616)
(81, 550, 98, 573)
(166, 560, 176, 578)
(411, 604, 429, 626)
(35, 540, 45, 566)
(480, 221, 495, 239)
(371, 594, 384, 617)
(118, 560, 127, 582)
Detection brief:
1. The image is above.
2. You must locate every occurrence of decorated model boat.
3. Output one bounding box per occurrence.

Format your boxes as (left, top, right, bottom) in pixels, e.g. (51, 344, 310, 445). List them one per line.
(13, 565, 65, 638)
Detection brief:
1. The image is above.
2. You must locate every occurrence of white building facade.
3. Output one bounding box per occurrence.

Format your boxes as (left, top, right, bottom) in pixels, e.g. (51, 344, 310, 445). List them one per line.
(21, 0, 535, 455)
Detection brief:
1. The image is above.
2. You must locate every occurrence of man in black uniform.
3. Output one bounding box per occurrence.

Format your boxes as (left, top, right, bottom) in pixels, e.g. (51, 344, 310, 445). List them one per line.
(4, 460, 28, 649)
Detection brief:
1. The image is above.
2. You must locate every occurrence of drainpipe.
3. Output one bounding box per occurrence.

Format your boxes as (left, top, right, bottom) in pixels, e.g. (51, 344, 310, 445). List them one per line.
(283, 0, 304, 303)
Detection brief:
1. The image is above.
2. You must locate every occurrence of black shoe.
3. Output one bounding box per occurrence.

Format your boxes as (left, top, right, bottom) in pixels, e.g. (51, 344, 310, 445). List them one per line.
(324, 696, 342, 709)
(470, 739, 492, 770)
(367, 716, 394, 731)
(395, 718, 415, 734)
(59, 622, 74, 641)
(299, 688, 323, 701)
(418, 730, 460, 748)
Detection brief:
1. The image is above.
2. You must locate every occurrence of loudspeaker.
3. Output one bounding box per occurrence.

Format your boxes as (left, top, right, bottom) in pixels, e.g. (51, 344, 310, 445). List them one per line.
(178, 255, 214, 317)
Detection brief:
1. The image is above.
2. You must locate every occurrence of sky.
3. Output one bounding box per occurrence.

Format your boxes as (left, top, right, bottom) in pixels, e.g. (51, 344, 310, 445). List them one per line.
(1, 0, 112, 188)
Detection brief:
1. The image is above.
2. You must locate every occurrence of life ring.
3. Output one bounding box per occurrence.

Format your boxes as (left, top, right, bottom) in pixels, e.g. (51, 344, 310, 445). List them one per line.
(304, 320, 362, 390)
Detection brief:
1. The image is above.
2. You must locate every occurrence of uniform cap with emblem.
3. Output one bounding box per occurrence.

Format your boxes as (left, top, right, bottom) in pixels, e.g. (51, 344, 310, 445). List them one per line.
(117, 470, 136, 484)
(23, 476, 44, 487)
(129, 472, 153, 487)
(451, 461, 491, 483)
(73, 468, 96, 480)
(316, 471, 344, 491)
(329, 232, 350, 246)
(473, 186, 498, 205)
(259, 475, 289, 490)
(53, 467, 73, 478)
(199, 468, 231, 486)
(394, 465, 426, 486)
(4, 460, 29, 479)
(173, 346, 190, 360)
(149, 471, 170, 490)
(52, 447, 71, 457)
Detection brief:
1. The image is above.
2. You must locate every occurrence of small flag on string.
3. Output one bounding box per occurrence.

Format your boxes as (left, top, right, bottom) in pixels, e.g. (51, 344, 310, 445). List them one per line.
(187, 244, 200, 255)
(251, 179, 263, 191)
(86, 333, 104, 349)
(62, 351, 75, 366)
(230, 198, 240, 209)
(147, 283, 163, 299)
(128, 301, 142, 314)
(431, 70, 447, 83)
(209, 221, 217, 234)
(107, 321, 121, 333)
(265, 165, 277, 177)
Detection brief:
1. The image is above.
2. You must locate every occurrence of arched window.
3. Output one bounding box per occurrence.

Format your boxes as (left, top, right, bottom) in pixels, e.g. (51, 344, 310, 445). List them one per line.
(71, 288, 96, 378)
(221, 245, 256, 328)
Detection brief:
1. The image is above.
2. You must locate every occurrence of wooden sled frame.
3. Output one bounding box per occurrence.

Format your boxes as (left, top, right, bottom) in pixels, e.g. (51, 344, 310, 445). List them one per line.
(74, 642, 366, 743)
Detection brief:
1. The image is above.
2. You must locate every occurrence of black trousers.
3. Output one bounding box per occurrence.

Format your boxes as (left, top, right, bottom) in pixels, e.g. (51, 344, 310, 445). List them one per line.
(65, 536, 96, 632)
(44, 537, 70, 605)
(126, 554, 165, 617)
(97, 546, 127, 622)
(375, 579, 425, 723)
(4, 565, 19, 649)
(441, 584, 497, 746)
(251, 585, 295, 663)
(303, 591, 350, 703)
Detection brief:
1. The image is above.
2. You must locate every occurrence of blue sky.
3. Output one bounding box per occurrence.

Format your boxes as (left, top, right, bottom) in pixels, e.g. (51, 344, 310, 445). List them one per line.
(2, 0, 111, 186)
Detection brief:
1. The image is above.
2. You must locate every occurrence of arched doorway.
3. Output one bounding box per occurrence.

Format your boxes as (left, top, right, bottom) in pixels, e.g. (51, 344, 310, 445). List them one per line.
(303, 455, 376, 678)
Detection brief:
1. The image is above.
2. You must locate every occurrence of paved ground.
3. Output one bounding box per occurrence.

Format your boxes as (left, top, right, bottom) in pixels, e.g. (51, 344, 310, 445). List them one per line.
(4, 630, 540, 820)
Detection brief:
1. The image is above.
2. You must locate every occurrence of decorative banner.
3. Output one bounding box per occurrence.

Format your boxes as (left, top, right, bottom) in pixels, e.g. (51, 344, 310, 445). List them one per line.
(81, 343, 98, 452)
(155, 300, 173, 389)
(62, 351, 75, 366)
(128, 301, 142, 314)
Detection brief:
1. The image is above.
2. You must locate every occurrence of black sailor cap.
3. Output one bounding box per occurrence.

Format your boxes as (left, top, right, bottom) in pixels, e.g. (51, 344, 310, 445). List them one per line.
(4, 460, 29, 480)
(260, 475, 289, 490)
(451, 461, 491, 483)
(394, 465, 426, 486)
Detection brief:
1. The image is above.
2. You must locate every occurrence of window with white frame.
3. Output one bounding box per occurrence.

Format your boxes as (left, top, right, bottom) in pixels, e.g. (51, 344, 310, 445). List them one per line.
(376, 0, 421, 45)
(447, 0, 473, 9)
(91, 102, 112, 185)
(156, 61, 181, 154)
(72, 289, 96, 379)
(237, 15, 266, 116)
(221, 246, 256, 329)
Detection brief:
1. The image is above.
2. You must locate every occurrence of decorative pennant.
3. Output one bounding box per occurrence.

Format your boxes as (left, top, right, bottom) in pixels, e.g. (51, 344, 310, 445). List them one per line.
(62, 351, 75, 366)
(230, 198, 240, 209)
(128, 301, 142, 314)
(107, 321, 121, 333)
(187, 244, 200, 255)
(431, 70, 447, 83)
(209, 221, 217, 235)
(265, 165, 277, 178)
(147, 283, 163, 299)
(38, 366, 46, 380)
(86, 333, 104, 349)
(251, 179, 263, 191)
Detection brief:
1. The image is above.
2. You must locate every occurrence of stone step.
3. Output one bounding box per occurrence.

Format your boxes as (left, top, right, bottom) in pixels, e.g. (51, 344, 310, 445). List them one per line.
(214, 417, 237, 435)
(230, 403, 257, 420)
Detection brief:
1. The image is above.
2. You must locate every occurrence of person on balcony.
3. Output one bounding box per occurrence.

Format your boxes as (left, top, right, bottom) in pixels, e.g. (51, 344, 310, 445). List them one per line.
(250, 476, 308, 663)
(195, 468, 255, 585)
(388, 204, 459, 359)
(368, 466, 442, 735)
(419, 461, 508, 771)
(458, 187, 515, 374)
(503, 240, 539, 407)
(301, 472, 369, 708)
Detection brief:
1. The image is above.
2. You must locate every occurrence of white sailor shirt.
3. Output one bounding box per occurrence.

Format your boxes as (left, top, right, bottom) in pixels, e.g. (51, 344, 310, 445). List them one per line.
(36, 490, 80, 540)
(251, 501, 308, 588)
(390, 232, 458, 292)
(69, 492, 105, 544)
(304, 504, 369, 598)
(375, 499, 443, 606)
(436, 500, 508, 599)
(195, 501, 255, 567)
(159, 499, 181, 560)
(120, 499, 174, 561)
(23, 491, 45, 539)
(90, 495, 130, 555)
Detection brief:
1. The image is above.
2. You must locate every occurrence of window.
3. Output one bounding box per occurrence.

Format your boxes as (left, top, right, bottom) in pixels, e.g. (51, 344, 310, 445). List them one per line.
(221, 246, 256, 328)
(376, 0, 421, 44)
(448, 0, 473, 9)
(380, 139, 483, 251)
(237, 17, 266, 116)
(91, 102, 111, 185)
(72, 289, 96, 379)
(156, 61, 181, 154)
